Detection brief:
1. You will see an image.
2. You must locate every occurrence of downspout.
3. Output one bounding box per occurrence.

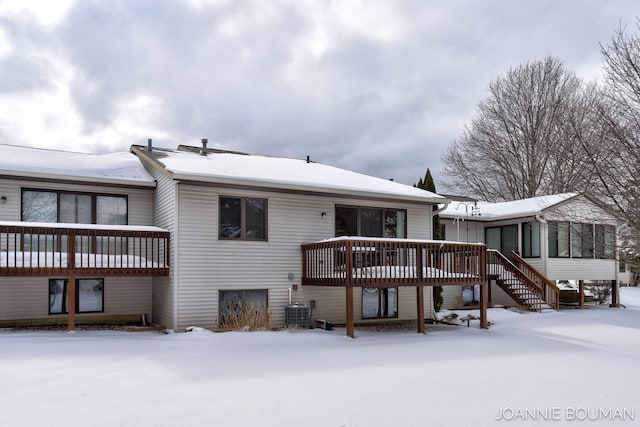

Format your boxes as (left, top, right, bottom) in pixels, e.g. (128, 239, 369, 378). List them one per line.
(430, 200, 450, 320)
(173, 180, 180, 332)
(535, 214, 547, 275)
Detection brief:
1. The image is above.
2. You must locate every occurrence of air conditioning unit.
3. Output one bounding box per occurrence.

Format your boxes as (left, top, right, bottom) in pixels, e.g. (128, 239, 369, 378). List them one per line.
(285, 303, 310, 329)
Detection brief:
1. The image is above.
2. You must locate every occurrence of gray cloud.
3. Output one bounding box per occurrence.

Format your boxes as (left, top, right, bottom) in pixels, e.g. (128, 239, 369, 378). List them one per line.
(0, 0, 637, 189)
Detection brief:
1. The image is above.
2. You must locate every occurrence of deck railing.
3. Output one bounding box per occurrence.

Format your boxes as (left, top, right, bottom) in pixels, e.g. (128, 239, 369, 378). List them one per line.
(511, 251, 559, 310)
(301, 238, 487, 287)
(487, 250, 553, 311)
(0, 222, 170, 276)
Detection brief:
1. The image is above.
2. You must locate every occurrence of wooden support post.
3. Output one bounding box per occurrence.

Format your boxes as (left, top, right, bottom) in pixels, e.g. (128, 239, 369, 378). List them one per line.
(346, 286, 355, 338)
(417, 286, 425, 334)
(67, 275, 76, 331)
(610, 279, 619, 307)
(480, 280, 489, 329)
(578, 280, 585, 308)
(67, 234, 76, 331)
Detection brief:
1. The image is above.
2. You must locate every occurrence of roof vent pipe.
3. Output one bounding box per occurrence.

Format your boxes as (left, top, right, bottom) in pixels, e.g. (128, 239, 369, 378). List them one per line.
(147, 138, 152, 151)
(200, 138, 208, 156)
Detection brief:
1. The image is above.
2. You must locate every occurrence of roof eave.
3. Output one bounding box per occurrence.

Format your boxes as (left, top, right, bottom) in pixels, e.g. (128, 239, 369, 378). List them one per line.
(0, 169, 156, 188)
(170, 171, 446, 205)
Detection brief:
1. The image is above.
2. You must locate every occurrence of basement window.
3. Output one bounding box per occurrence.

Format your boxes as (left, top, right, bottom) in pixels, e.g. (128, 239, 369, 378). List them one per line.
(48, 278, 104, 314)
(218, 289, 268, 327)
(362, 287, 398, 319)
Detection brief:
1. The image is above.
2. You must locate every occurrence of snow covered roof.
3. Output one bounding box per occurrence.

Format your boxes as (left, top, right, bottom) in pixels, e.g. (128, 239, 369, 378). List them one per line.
(133, 145, 446, 204)
(0, 144, 156, 187)
(440, 193, 579, 221)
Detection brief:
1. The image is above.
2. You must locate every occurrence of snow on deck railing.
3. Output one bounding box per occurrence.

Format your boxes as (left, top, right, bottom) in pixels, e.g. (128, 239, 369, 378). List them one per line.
(301, 238, 487, 287)
(0, 223, 169, 276)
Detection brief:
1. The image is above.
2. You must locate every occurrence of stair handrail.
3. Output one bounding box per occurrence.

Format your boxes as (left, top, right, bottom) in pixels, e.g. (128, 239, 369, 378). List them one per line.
(511, 251, 559, 310)
(487, 249, 546, 312)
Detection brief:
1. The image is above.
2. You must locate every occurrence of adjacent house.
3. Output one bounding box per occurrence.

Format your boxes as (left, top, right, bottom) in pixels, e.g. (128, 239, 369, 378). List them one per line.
(439, 193, 620, 310)
(0, 144, 170, 328)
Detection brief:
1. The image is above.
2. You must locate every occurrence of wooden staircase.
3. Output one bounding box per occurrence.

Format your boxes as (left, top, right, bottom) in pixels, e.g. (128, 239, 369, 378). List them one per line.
(487, 250, 559, 311)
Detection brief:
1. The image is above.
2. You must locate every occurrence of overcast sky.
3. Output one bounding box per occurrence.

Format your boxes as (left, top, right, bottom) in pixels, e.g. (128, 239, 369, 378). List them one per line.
(0, 1, 637, 190)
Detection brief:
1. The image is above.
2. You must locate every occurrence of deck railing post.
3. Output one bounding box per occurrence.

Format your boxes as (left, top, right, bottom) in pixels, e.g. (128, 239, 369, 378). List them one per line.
(416, 245, 423, 281)
(345, 242, 353, 287)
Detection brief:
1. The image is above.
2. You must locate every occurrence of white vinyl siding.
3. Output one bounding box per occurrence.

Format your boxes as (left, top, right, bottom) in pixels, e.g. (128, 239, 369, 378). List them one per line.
(139, 161, 176, 330)
(172, 183, 435, 330)
(0, 178, 153, 225)
(0, 177, 156, 325)
(442, 218, 484, 244)
(545, 259, 616, 281)
(0, 277, 151, 322)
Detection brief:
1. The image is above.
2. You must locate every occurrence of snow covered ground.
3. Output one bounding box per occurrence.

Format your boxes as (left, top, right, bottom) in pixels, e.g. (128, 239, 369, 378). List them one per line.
(2, 289, 640, 427)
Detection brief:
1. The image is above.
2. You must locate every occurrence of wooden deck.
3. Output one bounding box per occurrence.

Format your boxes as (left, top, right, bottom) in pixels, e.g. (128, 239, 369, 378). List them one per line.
(301, 238, 487, 287)
(301, 238, 489, 337)
(0, 222, 170, 330)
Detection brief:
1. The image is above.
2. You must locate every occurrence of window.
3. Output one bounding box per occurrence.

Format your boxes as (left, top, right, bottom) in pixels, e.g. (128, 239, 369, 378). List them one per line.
(22, 190, 128, 254)
(219, 197, 267, 240)
(548, 221, 570, 258)
(22, 190, 57, 222)
(218, 289, 268, 326)
(22, 189, 128, 225)
(522, 222, 541, 257)
(96, 195, 128, 225)
(570, 223, 583, 258)
(619, 259, 627, 273)
(581, 223, 594, 258)
(335, 206, 407, 238)
(484, 225, 518, 259)
(48, 278, 104, 314)
(549, 221, 615, 259)
(362, 287, 398, 319)
(595, 224, 615, 259)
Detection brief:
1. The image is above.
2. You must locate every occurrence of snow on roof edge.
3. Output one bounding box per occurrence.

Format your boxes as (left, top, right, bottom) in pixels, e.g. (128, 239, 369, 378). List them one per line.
(439, 193, 580, 220)
(0, 144, 156, 186)
(135, 145, 447, 204)
(170, 169, 446, 203)
(0, 169, 157, 188)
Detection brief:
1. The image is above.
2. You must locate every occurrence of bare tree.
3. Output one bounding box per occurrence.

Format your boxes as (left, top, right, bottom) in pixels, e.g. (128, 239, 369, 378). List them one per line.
(582, 22, 640, 268)
(442, 56, 594, 201)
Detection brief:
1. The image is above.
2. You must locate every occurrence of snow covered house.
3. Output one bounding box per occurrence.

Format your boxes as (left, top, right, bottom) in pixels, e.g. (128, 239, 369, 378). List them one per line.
(0, 144, 170, 329)
(131, 142, 490, 336)
(439, 193, 619, 310)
